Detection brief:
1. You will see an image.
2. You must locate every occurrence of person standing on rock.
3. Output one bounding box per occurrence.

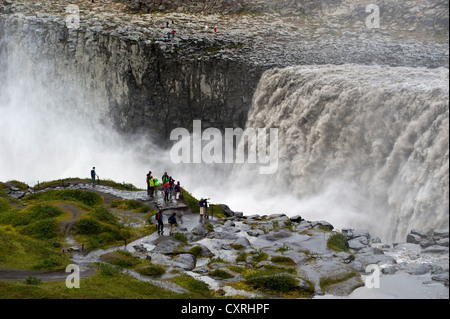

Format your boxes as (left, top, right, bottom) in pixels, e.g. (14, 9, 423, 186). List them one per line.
(162, 172, 169, 184)
(175, 181, 181, 200)
(169, 176, 175, 198)
(164, 182, 170, 202)
(203, 197, 209, 219)
(168, 212, 177, 235)
(155, 209, 164, 235)
(199, 197, 205, 217)
(146, 171, 153, 195)
(149, 175, 155, 198)
(91, 167, 98, 185)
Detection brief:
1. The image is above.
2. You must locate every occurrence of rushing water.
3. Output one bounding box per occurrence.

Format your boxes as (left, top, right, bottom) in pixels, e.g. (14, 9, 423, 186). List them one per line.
(239, 65, 449, 242)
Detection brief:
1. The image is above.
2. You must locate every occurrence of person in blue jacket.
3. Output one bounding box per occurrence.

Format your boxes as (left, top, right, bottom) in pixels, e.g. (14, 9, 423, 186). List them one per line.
(91, 167, 98, 185)
(168, 212, 177, 235)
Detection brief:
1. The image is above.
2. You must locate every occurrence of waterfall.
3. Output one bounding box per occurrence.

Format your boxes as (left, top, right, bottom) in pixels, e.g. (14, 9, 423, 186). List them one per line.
(1, 19, 448, 243)
(242, 64, 449, 242)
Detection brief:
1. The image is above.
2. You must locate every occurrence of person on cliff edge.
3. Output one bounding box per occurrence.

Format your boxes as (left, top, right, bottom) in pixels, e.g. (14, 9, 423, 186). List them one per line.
(91, 167, 98, 185)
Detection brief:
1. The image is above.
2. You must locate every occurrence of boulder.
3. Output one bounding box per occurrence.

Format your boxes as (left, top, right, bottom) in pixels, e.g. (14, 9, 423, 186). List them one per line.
(348, 237, 369, 250)
(171, 253, 196, 270)
(311, 220, 334, 231)
(191, 223, 208, 237)
(289, 215, 303, 223)
(220, 204, 235, 217)
(406, 233, 421, 244)
(433, 229, 449, 238)
(153, 239, 185, 254)
(422, 245, 449, 254)
(232, 236, 251, 249)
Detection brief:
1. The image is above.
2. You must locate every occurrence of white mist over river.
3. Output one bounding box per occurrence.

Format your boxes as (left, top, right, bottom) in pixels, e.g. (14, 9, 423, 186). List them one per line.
(1, 33, 448, 243)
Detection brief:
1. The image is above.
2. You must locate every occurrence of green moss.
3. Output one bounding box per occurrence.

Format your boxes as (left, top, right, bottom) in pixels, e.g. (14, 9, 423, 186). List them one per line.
(136, 264, 166, 276)
(171, 275, 212, 298)
(319, 272, 360, 293)
(180, 187, 200, 213)
(210, 269, 234, 279)
(327, 232, 349, 252)
(110, 199, 153, 213)
(245, 273, 299, 293)
(23, 189, 103, 208)
(271, 256, 296, 266)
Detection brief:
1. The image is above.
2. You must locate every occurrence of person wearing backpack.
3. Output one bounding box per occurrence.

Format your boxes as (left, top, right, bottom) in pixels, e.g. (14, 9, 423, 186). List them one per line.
(146, 171, 153, 196)
(168, 212, 177, 235)
(149, 175, 155, 198)
(164, 182, 170, 202)
(175, 181, 181, 199)
(155, 210, 164, 235)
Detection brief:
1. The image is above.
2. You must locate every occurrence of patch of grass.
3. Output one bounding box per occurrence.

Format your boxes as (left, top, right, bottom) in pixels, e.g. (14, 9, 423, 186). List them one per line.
(189, 246, 204, 257)
(19, 219, 58, 240)
(74, 216, 130, 249)
(136, 264, 166, 277)
(0, 229, 69, 270)
(245, 273, 299, 293)
(173, 232, 187, 244)
(110, 199, 153, 214)
(236, 251, 248, 263)
(0, 270, 211, 299)
(327, 232, 349, 252)
(180, 188, 199, 213)
(276, 244, 292, 253)
(0, 204, 65, 228)
(34, 178, 142, 192)
(97, 262, 122, 276)
(25, 276, 42, 285)
(0, 198, 13, 213)
(101, 250, 141, 268)
(23, 189, 103, 208)
(6, 180, 29, 191)
(210, 269, 234, 279)
(171, 275, 212, 298)
(271, 256, 296, 266)
(227, 265, 246, 274)
(90, 207, 119, 226)
(250, 250, 268, 263)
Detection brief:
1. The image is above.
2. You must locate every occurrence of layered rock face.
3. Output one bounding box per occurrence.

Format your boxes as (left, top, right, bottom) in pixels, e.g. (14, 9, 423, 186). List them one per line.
(0, 19, 262, 144)
(1, 0, 448, 143)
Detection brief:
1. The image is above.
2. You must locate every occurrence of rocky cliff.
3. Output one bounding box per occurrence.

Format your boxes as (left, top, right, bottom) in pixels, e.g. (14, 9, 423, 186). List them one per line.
(0, 0, 448, 142)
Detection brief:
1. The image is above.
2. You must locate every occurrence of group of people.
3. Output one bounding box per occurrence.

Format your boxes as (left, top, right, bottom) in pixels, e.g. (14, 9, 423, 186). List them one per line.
(154, 209, 178, 236)
(199, 197, 211, 219)
(146, 171, 182, 201)
(91, 167, 211, 237)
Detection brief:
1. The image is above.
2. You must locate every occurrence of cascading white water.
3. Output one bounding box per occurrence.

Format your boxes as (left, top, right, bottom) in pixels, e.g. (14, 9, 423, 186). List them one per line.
(241, 65, 449, 242)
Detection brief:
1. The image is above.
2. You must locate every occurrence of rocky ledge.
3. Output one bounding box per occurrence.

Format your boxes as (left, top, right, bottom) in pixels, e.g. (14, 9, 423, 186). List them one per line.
(130, 206, 449, 297)
(1, 0, 448, 68)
